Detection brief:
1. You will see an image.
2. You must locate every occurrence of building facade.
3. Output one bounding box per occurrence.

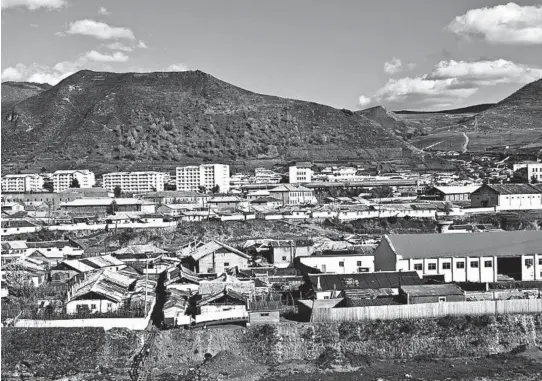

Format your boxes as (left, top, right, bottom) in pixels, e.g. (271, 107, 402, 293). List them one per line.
(425, 185, 481, 202)
(513, 161, 542, 182)
(102, 171, 168, 193)
(176, 164, 230, 193)
(52, 170, 96, 193)
(289, 163, 313, 184)
(269, 184, 317, 206)
(298, 254, 374, 274)
(2, 174, 44, 193)
(470, 184, 542, 210)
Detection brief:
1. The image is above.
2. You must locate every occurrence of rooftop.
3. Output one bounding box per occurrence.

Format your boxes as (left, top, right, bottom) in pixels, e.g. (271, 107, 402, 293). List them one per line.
(307, 271, 422, 291)
(385, 231, 542, 259)
(430, 185, 481, 194)
(401, 284, 464, 297)
(480, 184, 540, 195)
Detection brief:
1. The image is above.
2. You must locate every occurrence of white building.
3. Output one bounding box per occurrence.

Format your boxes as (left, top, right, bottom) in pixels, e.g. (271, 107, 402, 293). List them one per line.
(102, 171, 168, 193)
(176, 164, 230, 193)
(471, 184, 542, 210)
(251, 168, 282, 184)
(299, 254, 374, 274)
(52, 170, 95, 192)
(289, 163, 313, 184)
(374, 231, 542, 283)
(269, 184, 317, 206)
(2, 174, 44, 192)
(513, 161, 542, 182)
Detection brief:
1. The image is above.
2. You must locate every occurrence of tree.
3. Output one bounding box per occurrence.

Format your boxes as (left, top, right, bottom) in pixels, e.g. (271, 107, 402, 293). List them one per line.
(510, 168, 528, 183)
(211, 184, 220, 194)
(531, 175, 539, 184)
(370, 185, 394, 199)
(114, 186, 122, 198)
(198, 185, 207, 193)
(43, 182, 54, 192)
(106, 200, 118, 215)
(70, 178, 80, 188)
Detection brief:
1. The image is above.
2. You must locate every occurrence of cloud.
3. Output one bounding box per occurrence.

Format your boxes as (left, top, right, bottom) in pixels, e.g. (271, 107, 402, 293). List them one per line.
(1, 62, 75, 84)
(83, 50, 129, 62)
(448, 2, 542, 45)
(358, 95, 372, 108)
(98, 6, 110, 15)
(104, 42, 133, 52)
(63, 19, 135, 40)
(384, 58, 403, 75)
(361, 59, 542, 109)
(165, 63, 189, 72)
(2, 0, 66, 10)
(137, 40, 148, 48)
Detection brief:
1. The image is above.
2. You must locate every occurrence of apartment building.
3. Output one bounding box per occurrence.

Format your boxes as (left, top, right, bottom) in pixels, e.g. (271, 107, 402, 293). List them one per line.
(102, 171, 167, 193)
(1, 174, 44, 192)
(52, 170, 95, 192)
(513, 161, 542, 182)
(176, 164, 230, 193)
(289, 163, 313, 184)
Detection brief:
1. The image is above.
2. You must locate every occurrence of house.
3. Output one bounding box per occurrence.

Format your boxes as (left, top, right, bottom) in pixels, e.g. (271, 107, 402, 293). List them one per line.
(1, 219, 39, 235)
(373, 231, 542, 282)
(250, 197, 283, 208)
(26, 240, 84, 260)
(268, 184, 317, 206)
(165, 265, 200, 293)
(182, 240, 250, 274)
(248, 309, 281, 325)
(399, 284, 465, 304)
(297, 298, 346, 321)
(50, 255, 126, 283)
(246, 190, 271, 200)
(512, 161, 542, 182)
(156, 203, 199, 216)
(470, 184, 542, 210)
(297, 252, 374, 274)
(65, 269, 137, 314)
(198, 273, 256, 298)
(1, 257, 49, 288)
(60, 198, 155, 215)
(208, 196, 246, 210)
(261, 239, 314, 268)
(135, 190, 209, 206)
(113, 244, 169, 259)
(163, 288, 191, 327)
(300, 271, 423, 300)
(1, 241, 30, 264)
(195, 287, 249, 324)
(425, 185, 481, 202)
(1, 202, 25, 215)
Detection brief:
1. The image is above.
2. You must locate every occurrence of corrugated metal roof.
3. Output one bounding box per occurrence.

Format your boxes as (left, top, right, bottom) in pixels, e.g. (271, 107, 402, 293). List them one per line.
(307, 271, 422, 291)
(431, 185, 481, 195)
(480, 184, 540, 195)
(70, 269, 136, 303)
(190, 240, 249, 261)
(114, 244, 168, 255)
(401, 284, 464, 297)
(386, 231, 542, 259)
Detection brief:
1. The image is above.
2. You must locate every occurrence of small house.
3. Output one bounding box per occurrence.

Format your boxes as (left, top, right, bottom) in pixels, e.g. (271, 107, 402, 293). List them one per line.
(399, 284, 465, 304)
(182, 240, 250, 274)
(470, 184, 542, 210)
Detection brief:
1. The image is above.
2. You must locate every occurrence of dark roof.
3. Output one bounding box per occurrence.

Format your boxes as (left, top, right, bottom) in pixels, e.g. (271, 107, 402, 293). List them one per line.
(26, 241, 72, 249)
(401, 284, 464, 297)
(307, 271, 422, 291)
(478, 184, 540, 195)
(385, 231, 542, 259)
(346, 295, 402, 307)
(138, 191, 207, 198)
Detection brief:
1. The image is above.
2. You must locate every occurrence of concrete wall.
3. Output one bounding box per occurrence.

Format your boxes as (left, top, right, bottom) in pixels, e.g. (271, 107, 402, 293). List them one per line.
(14, 316, 150, 330)
(299, 255, 374, 274)
(66, 299, 120, 314)
(249, 310, 280, 324)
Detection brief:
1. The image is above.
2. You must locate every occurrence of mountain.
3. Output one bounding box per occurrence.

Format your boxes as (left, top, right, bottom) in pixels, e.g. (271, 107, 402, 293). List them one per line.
(356, 105, 427, 139)
(394, 103, 495, 115)
(1, 70, 406, 174)
(1, 82, 52, 111)
(471, 79, 542, 130)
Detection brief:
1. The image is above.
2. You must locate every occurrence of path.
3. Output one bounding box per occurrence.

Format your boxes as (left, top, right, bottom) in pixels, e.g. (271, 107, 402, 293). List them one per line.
(461, 131, 469, 153)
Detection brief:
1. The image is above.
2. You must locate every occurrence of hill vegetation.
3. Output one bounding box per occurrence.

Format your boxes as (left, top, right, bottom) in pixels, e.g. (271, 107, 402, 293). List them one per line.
(1, 70, 406, 174)
(357, 105, 428, 140)
(1, 81, 52, 111)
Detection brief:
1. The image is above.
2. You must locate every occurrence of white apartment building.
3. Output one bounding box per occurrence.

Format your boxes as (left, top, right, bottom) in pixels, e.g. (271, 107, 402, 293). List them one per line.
(513, 161, 542, 182)
(52, 170, 96, 193)
(251, 168, 282, 184)
(102, 171, 167, 193)
(2, 174, 44, 192)
(176, 164, 230, 193)
(289, 163, 313, 184)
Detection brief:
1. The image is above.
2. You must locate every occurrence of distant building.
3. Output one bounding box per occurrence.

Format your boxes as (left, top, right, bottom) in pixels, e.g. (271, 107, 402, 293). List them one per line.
(176, 164, 230, 193)
(399, 284, 465, 304)
(2, 174, 44, 193)
(470, 184, 542, 210)
(374, 231, 542, 282)
(289, 163, 313, 184)
(513, 161, 542, 182)
(251, 168, 282, 184)
(269, 184, 317, 206)
(425, 185, 481, 202)
(52, 170, 95, 192)
(298, 252, 374, 274)
(135, 190, 209, 206)
(60, 197, 154, 215)
(102, 171, 168, 193)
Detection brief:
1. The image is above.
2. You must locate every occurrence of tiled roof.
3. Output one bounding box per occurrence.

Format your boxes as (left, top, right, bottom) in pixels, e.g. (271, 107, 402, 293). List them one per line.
(401, 284, 464, 297)
(189, 240, 249, 261)
(480, 184, 540, 195)
(385, 231, 542, 259)
(307, 271, 422, 291)
(114, 244, 168, 256)
(70, 269, 136, 303)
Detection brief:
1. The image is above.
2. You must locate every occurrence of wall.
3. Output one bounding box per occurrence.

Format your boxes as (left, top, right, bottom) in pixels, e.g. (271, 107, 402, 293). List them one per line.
(197, 252, 248, 274)
(299, 255, 374, 274)
(249, 310, 280, 324)
(66, 299, 119, 314)
(14, 316, 150, 330)
(311, 299, 542, 322)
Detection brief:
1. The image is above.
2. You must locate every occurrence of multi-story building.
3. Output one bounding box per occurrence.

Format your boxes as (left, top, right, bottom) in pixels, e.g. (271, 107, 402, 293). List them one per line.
(1, 174, 44, 192)
(176, 164, 230, 193)
(251, 168, 282, 184)
(51, 170, 95, 193)
(513, 161, 542, 182)
(102, 171, 168, 193)
(269, 184, 317, 206)
(289, 163, 313, 184)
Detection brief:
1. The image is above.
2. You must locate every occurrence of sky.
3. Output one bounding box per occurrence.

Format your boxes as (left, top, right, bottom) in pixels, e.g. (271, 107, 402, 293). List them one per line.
(1, 0, 542, 111)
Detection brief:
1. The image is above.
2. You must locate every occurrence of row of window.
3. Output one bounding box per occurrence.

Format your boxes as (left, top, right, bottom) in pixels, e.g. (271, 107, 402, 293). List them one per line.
(414, 258, 542, 271)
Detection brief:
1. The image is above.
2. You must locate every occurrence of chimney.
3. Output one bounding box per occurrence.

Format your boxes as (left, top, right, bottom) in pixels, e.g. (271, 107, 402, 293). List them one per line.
(436, 220, 453, 234)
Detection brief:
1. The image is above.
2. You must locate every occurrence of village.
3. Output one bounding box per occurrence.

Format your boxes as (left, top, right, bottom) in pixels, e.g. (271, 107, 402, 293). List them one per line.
(2, 155, 542, 336)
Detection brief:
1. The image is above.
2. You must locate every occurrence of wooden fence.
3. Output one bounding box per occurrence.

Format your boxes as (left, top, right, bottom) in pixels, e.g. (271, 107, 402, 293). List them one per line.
(311, 299, 542, 322)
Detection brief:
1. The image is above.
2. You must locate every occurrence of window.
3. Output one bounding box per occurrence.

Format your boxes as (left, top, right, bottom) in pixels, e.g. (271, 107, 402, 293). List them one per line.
(207, 268, 214, 273)
(525, 259, 534, 267)
(438, 297, 446, 303)
(470, 261, 479, 268)
(484, 261, 493, 268)
(357, 261, 362, 266)
(413, 263, 422, 271)
(260, 313, 270, 317)
(539, 258, 542, 266)
(282, 256, 287, 261)
(224, 262, 230, 267)
(428, 263, 437, 270)
(107, 303, 112, 309)
(91, 304, 97, 309)
(339, 261, 344, 267)
(456, 262, 465, 269)
(442, 262, 451, 270)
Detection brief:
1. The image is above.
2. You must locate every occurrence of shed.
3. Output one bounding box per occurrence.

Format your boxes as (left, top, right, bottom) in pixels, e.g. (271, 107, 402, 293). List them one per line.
(400, 284, 465, 304)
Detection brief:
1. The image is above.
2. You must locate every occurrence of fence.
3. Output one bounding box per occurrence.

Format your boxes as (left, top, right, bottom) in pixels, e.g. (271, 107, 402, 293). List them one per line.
(311, 299, 542, 322)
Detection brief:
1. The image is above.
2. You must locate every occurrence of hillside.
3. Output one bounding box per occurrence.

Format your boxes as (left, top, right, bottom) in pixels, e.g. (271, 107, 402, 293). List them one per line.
(1, 70, 406, 174)
(395, 103, 495, 115)
(357, 105, 427, 139)
(1, 82, 52, 111)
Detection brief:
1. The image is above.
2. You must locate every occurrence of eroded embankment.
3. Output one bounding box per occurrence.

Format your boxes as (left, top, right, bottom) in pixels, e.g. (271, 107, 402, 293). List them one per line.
(2, 314, 542, 379)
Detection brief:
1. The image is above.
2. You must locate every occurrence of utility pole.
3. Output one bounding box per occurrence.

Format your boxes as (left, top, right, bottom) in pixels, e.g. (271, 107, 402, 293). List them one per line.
(144, 253, 149, 316)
